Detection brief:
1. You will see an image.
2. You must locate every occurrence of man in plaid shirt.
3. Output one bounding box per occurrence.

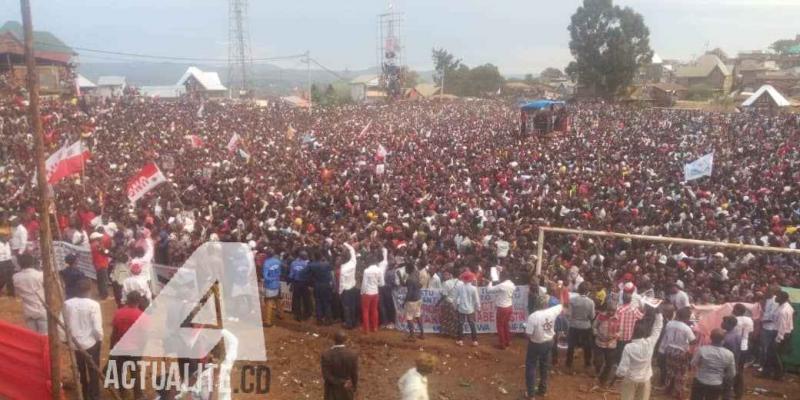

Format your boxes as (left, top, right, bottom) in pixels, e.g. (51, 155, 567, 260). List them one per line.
(616, 290, 644, 349)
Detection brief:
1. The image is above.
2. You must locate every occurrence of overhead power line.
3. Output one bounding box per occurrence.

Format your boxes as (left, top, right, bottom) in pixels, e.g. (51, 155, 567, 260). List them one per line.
(33, 40, 306, 63)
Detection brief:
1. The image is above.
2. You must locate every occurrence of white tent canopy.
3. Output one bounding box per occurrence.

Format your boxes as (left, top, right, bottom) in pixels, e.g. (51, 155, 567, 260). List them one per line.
(741, 84, 791, 107)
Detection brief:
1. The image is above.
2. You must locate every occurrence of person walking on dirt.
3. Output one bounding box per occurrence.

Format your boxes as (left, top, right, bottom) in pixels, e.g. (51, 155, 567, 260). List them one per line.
(398, 354, 437, 400)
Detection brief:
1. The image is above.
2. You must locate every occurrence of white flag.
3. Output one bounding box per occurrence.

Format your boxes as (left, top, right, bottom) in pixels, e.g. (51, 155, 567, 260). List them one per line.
(196, 103, 205, 118)
(227, 133, 240, 153)
(684, 152, 714, 181)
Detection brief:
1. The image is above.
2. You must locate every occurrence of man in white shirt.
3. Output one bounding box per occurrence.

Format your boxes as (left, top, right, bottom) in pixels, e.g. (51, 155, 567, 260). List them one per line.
(616, 307, 664, 400)
(338, 242, 359, 329)
(455, 271, 481, 346)
(658, 307, 697, 399)
(524, 294, 563, 400)
(763, 291, 794, 380)
(398, 354, 437, 400)
(122, 262, 152, 303)
(9, 216, 28, 266)
(731, 303, 754, 357)
(668, 283, 690, 310)
(12, 254, 47, 334)
(487, 269, 516, 349)
(63, 279, 103, 400)
(360, 248, 387, 333)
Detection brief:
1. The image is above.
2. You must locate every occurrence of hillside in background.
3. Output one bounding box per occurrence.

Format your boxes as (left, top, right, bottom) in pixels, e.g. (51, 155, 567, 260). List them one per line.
(78, 62, 434, 96)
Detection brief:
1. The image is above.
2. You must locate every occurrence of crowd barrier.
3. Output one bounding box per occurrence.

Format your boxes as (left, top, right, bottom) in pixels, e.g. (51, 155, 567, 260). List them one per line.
(0, 320, 61, 400)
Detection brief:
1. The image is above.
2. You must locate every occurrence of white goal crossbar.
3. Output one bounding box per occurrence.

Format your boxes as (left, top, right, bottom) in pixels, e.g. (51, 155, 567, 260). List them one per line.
(534, 226, 800, 275)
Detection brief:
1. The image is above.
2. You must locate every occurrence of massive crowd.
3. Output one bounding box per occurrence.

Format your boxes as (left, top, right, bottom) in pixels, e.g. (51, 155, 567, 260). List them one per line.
(0, 75, 798, 399)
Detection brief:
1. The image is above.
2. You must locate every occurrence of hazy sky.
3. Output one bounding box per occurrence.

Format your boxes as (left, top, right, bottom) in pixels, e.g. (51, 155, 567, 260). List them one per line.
(4, 0, 800, 75)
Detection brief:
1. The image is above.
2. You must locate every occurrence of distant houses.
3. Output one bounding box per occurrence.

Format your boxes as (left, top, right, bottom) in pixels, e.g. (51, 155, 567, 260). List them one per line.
(674, 54, 733, 95)
(176, 66, 227, 97)
(0, 21, 76, 95)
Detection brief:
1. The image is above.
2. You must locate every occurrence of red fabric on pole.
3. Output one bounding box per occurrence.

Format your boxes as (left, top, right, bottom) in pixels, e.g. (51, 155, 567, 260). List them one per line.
(0, 320, 61, 399)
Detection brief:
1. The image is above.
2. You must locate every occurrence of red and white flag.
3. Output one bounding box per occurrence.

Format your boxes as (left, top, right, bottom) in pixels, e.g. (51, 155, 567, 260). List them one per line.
(227, 133, 241, 153)
(185, 134, 204, 148)
(126, 163, 167, 203)
(45, 140, 91, 184)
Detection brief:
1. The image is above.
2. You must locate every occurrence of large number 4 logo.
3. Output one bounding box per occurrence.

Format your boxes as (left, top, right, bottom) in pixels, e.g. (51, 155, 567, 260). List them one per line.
(111, 242, 267, 361)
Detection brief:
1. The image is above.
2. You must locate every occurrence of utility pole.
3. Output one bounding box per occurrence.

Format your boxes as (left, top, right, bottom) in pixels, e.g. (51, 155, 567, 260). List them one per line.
(19, 0, 62, 399)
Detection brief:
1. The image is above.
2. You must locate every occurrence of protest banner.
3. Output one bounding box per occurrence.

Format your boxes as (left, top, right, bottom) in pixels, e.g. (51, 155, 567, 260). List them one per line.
(392, 286, 530, 334)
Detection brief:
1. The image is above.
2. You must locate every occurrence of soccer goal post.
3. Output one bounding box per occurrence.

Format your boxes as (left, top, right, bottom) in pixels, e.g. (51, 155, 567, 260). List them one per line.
(534, 226, 800, 276)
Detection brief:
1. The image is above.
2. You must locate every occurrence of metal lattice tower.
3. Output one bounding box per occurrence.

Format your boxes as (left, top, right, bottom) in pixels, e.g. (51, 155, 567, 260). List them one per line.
(377, 0, 404, 100)
(228, 0, 253, 96)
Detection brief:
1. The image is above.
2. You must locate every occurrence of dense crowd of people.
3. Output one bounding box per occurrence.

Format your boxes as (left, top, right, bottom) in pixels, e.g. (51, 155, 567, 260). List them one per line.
(0, 75, 798, 399)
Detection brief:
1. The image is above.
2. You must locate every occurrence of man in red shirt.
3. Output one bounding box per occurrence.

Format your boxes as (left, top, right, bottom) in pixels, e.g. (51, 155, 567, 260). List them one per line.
(110, 291, 147, 399)
(90, 232, 110, 299)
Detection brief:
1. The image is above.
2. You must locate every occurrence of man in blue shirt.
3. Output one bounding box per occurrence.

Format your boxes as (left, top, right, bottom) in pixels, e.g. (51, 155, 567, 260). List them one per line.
(289, 250, 311, 321)
(307, 247, 334, 325)
(262, 250, 282, 327)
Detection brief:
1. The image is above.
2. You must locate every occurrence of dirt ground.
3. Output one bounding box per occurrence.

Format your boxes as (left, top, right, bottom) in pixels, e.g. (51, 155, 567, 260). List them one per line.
(0, 295, 795, 400)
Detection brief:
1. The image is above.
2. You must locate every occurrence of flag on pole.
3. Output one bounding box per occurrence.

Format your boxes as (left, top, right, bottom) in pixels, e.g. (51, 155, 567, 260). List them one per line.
(227, 133, 241, 153)
(184, 134, 204, 149)
(45, 140, 91, 184)
(684, 152, 714, 181)
(196, 103, 205, 119)
(359, 121, 372, 137)
(126, 163, 167, 203)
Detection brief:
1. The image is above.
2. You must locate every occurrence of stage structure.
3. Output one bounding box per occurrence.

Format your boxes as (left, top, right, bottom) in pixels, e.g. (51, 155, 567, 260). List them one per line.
(534, 226, 800, 276)
(228, 0, 253, 97)
(377, 1, 404, 100)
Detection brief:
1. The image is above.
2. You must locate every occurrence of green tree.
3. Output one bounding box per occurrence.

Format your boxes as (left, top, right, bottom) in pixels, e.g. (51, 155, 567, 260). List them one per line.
(524, 73, 535, 83)
(432, 48, 462, 88)
(770, 38, 798, 55)
(540, 67, 565, 81)
(566, 0, 653, 98)
(464, 64, 504, 97)
(404, 68, 420, 88)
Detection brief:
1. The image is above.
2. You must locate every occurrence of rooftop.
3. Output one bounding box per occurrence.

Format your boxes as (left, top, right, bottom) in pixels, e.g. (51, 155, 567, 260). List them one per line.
(97, 76, 127, 86)
(176, 67, 226, 91)
(0, 21, 74, 55)
(675, 54, 731, 78)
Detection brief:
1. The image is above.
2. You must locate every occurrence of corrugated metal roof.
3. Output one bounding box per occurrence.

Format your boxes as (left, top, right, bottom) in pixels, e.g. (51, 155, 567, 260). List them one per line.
(741, 84, 791, 107)
(176, 67, 227, 91)
(351, 74, 379, 85)
(97, 76, 127, 86)
(675, 54, 730, 78)
(76, 74, 95, 88)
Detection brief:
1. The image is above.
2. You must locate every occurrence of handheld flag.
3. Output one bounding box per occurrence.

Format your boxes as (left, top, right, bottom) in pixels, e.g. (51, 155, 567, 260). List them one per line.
(185, 134, 204, 149)
(684, 152, 714, 181)
(286, 125, 296, 140)
(127, 163, 167, 203)
(227, 133, 241, 153)
(196, 103, 205, 118)
(359, 121, 372, 137)
(376, 144, 387, 161)
(45, 140, 91, 184)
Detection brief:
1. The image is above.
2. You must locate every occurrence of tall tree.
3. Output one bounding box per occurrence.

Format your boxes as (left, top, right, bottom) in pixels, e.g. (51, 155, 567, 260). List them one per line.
(540, 67, 565, 81)
(566, 0, 653, 98)
(432, 48, 462, 88)
(770, 38, 799, 55)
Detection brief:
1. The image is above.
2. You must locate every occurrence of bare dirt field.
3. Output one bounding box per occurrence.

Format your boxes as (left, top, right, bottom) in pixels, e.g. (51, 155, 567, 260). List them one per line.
(0, 296, 794, 400)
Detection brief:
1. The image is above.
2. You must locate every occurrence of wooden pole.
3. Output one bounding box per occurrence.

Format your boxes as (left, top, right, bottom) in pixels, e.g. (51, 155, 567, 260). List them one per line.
(535, 227, 545, 276)
(20, 0, 63, 398)
(540, 226, 800, 255)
